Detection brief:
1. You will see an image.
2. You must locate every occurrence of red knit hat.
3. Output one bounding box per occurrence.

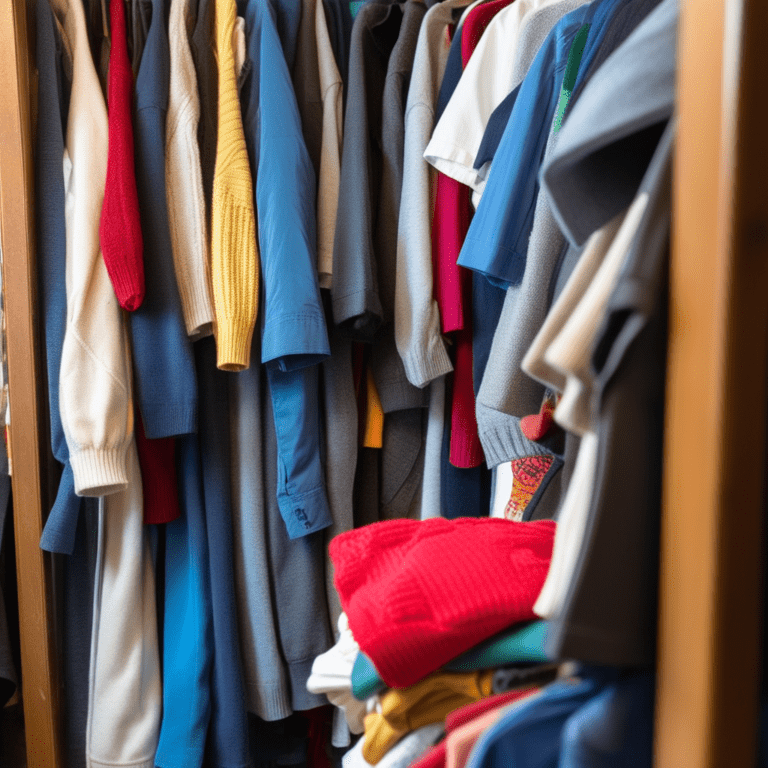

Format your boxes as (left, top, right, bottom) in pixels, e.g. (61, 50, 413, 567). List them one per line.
(329, 517, 556, 689)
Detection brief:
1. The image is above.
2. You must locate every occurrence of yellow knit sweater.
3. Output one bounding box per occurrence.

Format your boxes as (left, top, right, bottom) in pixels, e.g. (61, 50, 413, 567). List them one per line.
(211, 0, 258, 371)
(363, 671, 494, 764)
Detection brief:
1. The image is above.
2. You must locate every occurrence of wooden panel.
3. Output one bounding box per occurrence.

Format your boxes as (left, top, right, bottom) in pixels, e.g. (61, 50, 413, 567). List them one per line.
(0, 0, 62, 765)
(655, 0, 766, 765)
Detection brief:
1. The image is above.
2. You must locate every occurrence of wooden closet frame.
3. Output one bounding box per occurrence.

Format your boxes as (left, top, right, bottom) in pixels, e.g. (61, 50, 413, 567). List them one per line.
(0, 0, 765, 765)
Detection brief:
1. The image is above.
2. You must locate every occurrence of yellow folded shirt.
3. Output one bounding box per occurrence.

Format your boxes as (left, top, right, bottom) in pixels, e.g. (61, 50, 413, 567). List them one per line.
(362, 670, 494, 764)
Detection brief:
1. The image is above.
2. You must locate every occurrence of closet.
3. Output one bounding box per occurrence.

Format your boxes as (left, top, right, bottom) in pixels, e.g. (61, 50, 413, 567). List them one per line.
(0, 0, 765, 764)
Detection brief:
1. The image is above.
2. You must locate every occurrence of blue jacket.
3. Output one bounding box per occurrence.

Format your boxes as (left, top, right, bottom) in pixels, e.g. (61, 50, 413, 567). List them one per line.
(240, 0, 332, 538)
(36, 0, 83, 556)
(130, 0, 198, 439)
(458, 0, 622, 289)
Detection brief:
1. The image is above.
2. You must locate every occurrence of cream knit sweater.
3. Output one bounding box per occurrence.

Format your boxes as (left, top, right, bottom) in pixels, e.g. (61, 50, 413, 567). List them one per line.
(51, 1, 162, 766)
(55, 0, 132, 498)
(166, 0, 216, 339)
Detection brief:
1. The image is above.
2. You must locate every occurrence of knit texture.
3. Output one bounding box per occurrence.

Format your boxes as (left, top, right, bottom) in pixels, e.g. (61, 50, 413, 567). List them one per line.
(166, 0, 216, 339)
(362, 671, 493, 764)
(211, 0, 258, 371)
(100, 0, 145, 312)
(57, 0, 133, 498)
(329, 517, 556, 688)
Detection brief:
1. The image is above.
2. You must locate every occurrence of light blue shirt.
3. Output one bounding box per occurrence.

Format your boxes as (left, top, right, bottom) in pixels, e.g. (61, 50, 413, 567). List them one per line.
(458, 0, 622, 289)
(240, 0, 332, 537)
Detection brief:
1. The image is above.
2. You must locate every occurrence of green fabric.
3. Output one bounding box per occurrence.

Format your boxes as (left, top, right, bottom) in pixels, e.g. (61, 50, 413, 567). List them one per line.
(554, 22, 590, 133)
(351, 621, 550, 699)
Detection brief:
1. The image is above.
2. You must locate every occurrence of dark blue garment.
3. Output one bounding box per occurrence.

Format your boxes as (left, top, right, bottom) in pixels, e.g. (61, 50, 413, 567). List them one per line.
(131, 0, 198, 439)
(473, 84, 521, 172)
(62, 499, 97, 768)
(467, 667, 620, 768)
(240, 0, 332, 538)
(35, 0, 83, 556)
(195, 338, 250, 768)
(322, 0, 356, 88)
(440, 376, 492, 519)
(155, 433, 214, 768)
(459, 0, 622, 288)
(268, 0, 302, 70)
(559, 673, 655, 768)
(434, 18, 464, 122)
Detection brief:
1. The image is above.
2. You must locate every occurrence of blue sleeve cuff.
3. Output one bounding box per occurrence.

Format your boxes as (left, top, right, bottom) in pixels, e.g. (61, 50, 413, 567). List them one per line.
(262, 311, 331, 371)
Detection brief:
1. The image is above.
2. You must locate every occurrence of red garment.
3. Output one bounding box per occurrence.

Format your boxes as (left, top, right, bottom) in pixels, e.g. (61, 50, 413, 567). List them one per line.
(445, 688, 535, 733)
(449, 329, 484, 467)
(411, 689, 537, 768)
(135, 412, 181, 525)
(432, 173, 472, 335)
(100, 0, 145, 311)
(460, 0, 516, 66)
(411, 743, 447, 768)
(330, 517, 556, 689)
(300, 706, 333, 768)
(434, 1, 515, 469)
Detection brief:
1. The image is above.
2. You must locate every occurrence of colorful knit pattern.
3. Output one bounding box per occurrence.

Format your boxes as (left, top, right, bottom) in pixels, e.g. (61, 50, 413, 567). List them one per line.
(505, 454, 555, 521)
(211, 0, 258, 370)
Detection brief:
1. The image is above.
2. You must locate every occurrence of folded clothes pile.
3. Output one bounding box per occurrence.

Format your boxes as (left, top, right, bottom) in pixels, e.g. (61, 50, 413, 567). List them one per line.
(309, 517, 561, 764)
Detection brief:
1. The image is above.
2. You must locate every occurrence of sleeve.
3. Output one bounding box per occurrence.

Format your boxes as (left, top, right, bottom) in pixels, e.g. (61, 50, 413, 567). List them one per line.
(315, 0, 343, 289)
(394, 100, 453, 388)
(166, 0, 216, 339)
(329, 8, 384, 341)
(457, 32, 563, 288)
(60, 111, 133, 497)
(423, 8, 523, 190)
(250, 6, 332, 538)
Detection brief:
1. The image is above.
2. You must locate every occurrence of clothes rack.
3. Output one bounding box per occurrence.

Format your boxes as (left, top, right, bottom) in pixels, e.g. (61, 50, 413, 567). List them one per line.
(0, 0, 765, 766)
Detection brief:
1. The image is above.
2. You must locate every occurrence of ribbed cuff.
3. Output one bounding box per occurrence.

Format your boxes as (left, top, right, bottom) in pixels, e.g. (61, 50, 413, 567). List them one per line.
(476, 403, 550, 468)
(246, 679, 293, 722)
(89, 756, 155, 768)
(140, 400, 198, 439)
(400, 337, 454, 389)
(70, 446, 129, 497)
(216, 315, 256, 371)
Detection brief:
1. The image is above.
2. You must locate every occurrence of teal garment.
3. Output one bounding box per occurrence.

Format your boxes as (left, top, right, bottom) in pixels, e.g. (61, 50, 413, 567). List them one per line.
(351, 621, 550, 699)
(448, 621, 550, 672)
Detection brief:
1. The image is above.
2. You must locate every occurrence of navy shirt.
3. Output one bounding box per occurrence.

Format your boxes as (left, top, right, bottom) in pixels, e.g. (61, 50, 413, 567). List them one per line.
(131, 0, 199, 439)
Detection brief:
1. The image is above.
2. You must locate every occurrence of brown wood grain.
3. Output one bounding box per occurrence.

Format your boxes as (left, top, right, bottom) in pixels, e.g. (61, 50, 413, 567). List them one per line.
(0, 0, 62, 765)
(656, 0, 766, 765)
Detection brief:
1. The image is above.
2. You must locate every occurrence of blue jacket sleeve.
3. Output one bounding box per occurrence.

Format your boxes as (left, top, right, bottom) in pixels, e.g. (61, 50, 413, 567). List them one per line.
(36, 0, 85, 555)
(459, 22, 580, 288)
(242, 1, 332, 538)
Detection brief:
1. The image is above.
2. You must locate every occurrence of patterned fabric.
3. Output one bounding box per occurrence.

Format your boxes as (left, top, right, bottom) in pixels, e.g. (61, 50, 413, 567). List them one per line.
(505, 454, 555, 521)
